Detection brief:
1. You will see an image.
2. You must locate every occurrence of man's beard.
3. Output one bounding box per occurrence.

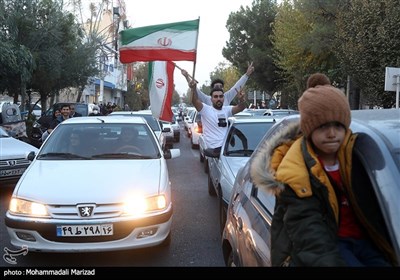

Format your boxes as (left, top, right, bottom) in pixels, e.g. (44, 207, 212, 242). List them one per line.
(213, 101, 223, 110)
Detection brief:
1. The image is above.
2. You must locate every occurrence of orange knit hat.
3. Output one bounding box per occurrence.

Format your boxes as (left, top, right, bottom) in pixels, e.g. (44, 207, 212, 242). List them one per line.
(298, 75, 350, 137)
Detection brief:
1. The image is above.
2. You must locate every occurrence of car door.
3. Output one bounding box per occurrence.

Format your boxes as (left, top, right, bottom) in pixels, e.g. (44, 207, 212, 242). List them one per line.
(231, 163, 274, 266)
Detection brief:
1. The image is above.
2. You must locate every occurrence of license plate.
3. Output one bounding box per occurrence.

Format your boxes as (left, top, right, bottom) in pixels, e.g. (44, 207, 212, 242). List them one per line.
(56, 224, 113, 237)
(0, 168, 26, 177)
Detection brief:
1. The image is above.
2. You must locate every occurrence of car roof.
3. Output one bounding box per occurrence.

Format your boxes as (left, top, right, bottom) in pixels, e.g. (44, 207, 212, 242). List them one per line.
(60, 115, 147, 125)
(350, 109, 400, 150)
(228, 116, 278, 124)
(110, 110, 153, 116)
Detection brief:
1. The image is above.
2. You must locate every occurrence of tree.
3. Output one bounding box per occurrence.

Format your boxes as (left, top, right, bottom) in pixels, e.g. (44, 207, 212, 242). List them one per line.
(272, 0, 342, 108)
(335, 0, 400, 108)
(223, 0, 279, 93)
(0, 0, 35, 105)
(0, 0, 98, 112)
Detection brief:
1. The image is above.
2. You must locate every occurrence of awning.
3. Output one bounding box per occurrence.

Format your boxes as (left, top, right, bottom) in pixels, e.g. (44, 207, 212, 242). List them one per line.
(94, 79, 115, 89)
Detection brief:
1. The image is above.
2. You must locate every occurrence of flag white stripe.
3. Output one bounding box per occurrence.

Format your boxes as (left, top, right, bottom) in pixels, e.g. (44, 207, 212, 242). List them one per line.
(124, 30, 197, 50)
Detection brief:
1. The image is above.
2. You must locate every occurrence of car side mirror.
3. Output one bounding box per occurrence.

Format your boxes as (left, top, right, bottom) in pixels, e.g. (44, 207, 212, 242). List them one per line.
(204, 148, 220, 158)
(27, 151, 36, 161)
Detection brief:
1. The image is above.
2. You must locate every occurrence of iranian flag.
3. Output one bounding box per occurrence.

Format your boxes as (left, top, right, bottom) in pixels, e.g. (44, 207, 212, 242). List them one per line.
(119, 19, 199, 63)
(148, 61, 175, 122)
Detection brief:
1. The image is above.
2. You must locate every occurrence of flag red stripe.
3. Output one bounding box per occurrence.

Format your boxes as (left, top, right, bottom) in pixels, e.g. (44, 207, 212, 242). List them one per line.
(120, 49, 196, 63)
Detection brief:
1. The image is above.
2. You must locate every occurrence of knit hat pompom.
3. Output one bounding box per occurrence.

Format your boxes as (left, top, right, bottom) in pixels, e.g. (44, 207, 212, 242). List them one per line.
(306, 73, 331, 89)
(298, 84, 350, 137)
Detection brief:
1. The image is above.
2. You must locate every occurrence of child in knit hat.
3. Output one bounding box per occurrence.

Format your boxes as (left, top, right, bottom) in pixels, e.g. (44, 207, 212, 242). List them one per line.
(250, 73, 396, 266)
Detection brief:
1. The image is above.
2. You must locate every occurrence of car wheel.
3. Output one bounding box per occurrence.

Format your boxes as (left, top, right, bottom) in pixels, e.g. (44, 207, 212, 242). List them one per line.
(208, 174, 217, 196)
(226, 250, 236, 267)
(219, 194, 227, 235)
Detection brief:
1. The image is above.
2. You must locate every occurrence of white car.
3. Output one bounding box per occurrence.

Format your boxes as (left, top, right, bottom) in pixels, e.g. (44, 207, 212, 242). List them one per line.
(161, 121, 174, 149)
(0, 127, 39, 187)
(189, 111, 202, 149)
(206, 116, 277, 233)
(171, 114, 180, 143)
(5, 116, 180, 252)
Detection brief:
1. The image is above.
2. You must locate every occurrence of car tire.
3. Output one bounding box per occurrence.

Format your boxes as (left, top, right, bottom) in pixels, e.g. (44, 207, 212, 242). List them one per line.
(200, 151, 204, 163)
(208, 174, 217, 196)
(226, 250, 236, 267)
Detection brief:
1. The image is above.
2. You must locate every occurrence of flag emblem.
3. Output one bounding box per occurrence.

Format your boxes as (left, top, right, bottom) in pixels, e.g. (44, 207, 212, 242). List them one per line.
(157, 37, 172, 47)
(156, 78, 165, 89)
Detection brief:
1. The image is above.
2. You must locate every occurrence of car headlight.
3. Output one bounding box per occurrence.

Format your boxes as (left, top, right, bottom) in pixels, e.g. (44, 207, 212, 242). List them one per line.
(123, 194, 167, 217)
(9, 198, 49, 217)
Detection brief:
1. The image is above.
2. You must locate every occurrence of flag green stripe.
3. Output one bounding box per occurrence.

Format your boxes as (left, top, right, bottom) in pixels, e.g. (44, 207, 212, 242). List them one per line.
(120, 19, 199, 45)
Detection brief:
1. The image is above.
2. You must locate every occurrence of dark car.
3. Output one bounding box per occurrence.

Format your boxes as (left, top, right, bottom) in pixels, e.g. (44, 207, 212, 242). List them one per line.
(222, 109, 400, 266)
(29, 102, 90, 147)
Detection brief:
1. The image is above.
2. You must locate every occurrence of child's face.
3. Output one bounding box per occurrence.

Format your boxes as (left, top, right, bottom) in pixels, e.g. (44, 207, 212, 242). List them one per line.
(311, 122, 346, 157)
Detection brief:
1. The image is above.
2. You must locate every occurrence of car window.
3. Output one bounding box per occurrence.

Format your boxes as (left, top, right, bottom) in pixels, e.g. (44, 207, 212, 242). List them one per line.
(253, 186, 275, 216)
(224, 122, 275, 157)
(39, 123, 160, 159)
(140, 115, 160, 132)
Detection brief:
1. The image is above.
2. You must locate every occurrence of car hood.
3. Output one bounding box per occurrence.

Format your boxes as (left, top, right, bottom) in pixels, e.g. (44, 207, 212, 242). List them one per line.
(223, 156, 250, 179)
(0, 137, 38, 160)
(15, 159, 162, 204)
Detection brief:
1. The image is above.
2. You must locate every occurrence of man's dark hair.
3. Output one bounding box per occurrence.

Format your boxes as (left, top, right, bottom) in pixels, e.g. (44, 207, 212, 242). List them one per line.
(60, 103, 71, 110)
(211, 78, 224, 88)
(210, 87, 224, 97)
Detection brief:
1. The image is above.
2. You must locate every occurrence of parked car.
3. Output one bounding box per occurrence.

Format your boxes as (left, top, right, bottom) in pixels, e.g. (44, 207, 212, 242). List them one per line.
(242, 108, 267, 116)
(109, 110, 168, 151)
(0, 127, 39, 187)
(0, 102, 29, 141)
(189, 111, 202, 149)
(171, 114, 180, 143)
(222, 109, 400, 266)
(5, 116, 180, 252)
(19, 103, 42, 118)
(206, 116, 277, 233)
(198, 133, 209, 173)
(29, 102, 91, 147)
(263, 109, 299, 117)
(161, 121, 174, 149)
(183, 107, 196, 133)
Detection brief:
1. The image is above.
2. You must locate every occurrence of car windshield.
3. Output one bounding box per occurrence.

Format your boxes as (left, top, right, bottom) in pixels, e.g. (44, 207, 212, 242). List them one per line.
(224, 122, 275, 157)
(0, 127, 9, 137)
(38, 123, 161, 160)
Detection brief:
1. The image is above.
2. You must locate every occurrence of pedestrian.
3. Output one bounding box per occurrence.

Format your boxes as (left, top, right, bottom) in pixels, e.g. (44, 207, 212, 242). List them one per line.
(70, 104, 82, 117)
(42, 104, 71, 142)
(250, 73, 397, 267)
(181, 62, 254, 106)
(189, 80, 247, 155)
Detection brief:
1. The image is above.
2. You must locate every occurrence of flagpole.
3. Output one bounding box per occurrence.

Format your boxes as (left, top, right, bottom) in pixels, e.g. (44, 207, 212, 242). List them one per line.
(192, 17, 200, 82)
(174, 63, 198, 83)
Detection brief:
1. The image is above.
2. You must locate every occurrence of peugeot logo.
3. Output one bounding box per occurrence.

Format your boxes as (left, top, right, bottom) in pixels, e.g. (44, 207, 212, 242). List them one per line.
(77, 205, 95, 217)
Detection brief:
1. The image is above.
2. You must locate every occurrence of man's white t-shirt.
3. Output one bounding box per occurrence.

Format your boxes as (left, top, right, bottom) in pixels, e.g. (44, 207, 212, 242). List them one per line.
(200, 104, 233, 149)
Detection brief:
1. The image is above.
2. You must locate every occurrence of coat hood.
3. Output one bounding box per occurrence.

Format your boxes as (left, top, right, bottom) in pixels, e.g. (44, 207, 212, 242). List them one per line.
(249, 121, 301, 195)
